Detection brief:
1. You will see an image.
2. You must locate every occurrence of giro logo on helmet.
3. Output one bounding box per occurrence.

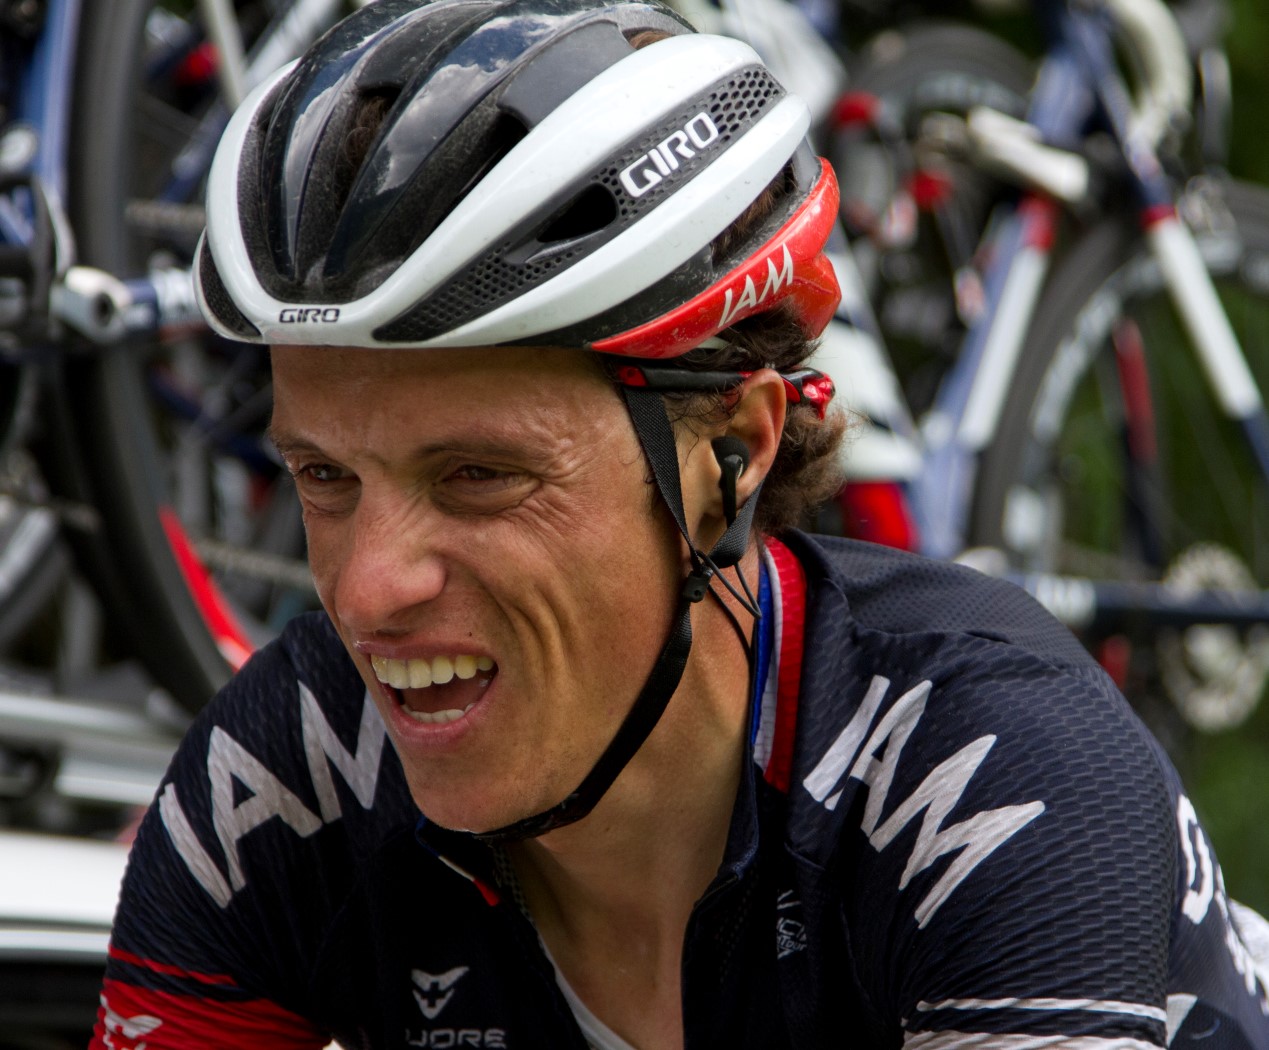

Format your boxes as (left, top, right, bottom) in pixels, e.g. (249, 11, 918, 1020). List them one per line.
(279, 307, 341, 323)
(618, 112, 721, 198)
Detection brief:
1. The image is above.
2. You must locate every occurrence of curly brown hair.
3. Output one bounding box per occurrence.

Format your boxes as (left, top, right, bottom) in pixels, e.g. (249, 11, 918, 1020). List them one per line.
(659, 308, 847, 537)
(638, 160, 847, 537)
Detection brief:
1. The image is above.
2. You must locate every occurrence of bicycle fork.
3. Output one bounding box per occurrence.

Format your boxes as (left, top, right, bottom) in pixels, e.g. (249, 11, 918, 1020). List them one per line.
(1144, 206, 1269, 487)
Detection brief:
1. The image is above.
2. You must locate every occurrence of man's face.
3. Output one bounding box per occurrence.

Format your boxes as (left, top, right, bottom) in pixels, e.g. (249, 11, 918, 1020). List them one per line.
(270, 346, 683, 832)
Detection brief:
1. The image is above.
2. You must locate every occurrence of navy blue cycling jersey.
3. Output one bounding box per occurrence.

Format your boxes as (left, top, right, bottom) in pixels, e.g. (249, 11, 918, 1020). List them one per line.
(92, 533, 1269, 1049)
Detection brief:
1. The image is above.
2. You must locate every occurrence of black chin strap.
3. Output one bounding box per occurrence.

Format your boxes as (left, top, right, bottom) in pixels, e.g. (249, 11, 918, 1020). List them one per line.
(474, 386, 759, 844)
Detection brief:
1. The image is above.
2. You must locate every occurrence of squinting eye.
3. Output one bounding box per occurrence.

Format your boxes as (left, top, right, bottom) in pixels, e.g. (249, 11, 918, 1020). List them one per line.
(452, 465, 505, 482)
(293, 463, 346, 483)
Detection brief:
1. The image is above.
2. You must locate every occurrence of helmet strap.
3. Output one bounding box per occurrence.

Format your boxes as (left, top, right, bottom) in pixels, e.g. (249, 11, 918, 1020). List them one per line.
(473, 386, 758, 843)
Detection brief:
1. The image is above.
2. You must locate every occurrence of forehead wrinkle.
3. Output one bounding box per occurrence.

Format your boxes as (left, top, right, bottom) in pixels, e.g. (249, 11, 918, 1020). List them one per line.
(270, 343, 630, 470)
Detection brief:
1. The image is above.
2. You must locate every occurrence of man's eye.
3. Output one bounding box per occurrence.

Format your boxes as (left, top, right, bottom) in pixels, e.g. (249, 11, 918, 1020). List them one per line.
(451, 465, 507, 483)
(291, 463, 346, 484)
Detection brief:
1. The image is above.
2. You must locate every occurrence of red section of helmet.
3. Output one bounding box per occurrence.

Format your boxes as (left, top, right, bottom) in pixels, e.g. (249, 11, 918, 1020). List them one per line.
(591, 159, 842, 360)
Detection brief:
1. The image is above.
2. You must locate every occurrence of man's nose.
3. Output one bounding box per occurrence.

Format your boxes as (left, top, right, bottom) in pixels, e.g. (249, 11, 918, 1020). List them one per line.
(332, 499, 447, 636)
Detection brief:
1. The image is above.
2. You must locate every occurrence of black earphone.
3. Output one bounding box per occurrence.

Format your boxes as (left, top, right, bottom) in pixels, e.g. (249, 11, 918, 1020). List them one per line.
(711, 436, 750, 527)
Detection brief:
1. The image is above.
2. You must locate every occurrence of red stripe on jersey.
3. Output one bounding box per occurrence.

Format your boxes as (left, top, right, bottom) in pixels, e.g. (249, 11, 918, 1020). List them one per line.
(109, 945, 238, 987)
(764, 537, 807, 792)
(91, 978, 328, 1050)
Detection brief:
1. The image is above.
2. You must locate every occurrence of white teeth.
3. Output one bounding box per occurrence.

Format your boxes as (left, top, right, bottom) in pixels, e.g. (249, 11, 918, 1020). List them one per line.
(386, 659, 410, 690)
(431, 655, 455, 685)
(408, 660, 432, 688)
(370, 653, 494, 689)
(403, 703, 477, 725)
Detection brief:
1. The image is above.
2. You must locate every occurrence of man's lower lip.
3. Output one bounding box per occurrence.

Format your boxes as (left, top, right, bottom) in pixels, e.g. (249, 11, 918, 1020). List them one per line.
(380, 681, 491, 736)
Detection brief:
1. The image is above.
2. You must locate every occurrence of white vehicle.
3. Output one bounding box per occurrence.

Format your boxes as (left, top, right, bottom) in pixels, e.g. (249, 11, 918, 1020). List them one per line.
(0, 830, 129, 1047)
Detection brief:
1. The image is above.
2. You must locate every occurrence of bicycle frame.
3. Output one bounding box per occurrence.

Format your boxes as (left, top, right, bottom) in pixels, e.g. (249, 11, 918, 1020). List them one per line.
(0, 0, 76, 269)
(0, 0, 348, 349)
(826, 0, 1269, 633)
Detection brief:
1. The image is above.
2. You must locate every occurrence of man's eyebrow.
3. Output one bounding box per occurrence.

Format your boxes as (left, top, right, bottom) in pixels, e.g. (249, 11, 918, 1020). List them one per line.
(265, 428, 548, 465)
(266, 426, 323, 459)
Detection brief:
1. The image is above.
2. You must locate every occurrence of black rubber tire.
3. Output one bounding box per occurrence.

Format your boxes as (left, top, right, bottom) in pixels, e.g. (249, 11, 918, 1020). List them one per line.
(53, 0, 329, 711)
(973, 179, 1269, 568)
(831, 22, 1034, 415)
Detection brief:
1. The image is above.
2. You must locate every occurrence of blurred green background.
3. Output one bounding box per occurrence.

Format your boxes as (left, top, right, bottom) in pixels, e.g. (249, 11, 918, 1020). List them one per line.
(978, 0, 1269, 914)
(1225, 0, 1269, 185)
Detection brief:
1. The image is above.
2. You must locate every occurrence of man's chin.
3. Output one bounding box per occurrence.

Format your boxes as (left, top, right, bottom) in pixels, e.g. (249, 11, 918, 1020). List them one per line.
(407, 784, 555, 838)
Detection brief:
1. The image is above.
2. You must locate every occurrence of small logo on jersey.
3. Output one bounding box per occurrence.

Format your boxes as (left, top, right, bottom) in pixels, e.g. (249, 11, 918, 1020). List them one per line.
(776, 890, 808, 959)
(278, 306, 341, 323)
(413, 967, 469, 1021)
(618, 112, 720, 198)
(99, 997, 163, 1050)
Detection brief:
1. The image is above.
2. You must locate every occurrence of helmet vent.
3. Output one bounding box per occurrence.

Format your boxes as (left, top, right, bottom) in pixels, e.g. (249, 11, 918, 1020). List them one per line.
(197, 237, 261, 341)
(445, 112, 530, 224)
(708, 71, 779, 138)
(333, 88, 401, 217)
(537, 185, 618, 243)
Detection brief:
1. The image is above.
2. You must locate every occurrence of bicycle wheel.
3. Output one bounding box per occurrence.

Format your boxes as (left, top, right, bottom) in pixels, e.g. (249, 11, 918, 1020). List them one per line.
(50, 1, 347, 711)
(973, 177, 1269, 735)
(971, 178, 1269, 913)
(831, 22, 1034, 416)
(964, 173, 1269, 914)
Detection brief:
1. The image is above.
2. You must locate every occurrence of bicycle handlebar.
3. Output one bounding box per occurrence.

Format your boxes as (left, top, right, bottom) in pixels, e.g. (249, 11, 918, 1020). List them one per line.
(1102, 0, 1194, 148)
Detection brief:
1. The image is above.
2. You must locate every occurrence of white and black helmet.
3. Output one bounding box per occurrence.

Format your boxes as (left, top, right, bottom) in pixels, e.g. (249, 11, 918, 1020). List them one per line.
(195, 0, 841, 358)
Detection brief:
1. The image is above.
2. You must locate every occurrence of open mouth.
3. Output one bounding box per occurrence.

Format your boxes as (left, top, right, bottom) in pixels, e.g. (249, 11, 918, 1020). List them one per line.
(370, 654, 498, 725)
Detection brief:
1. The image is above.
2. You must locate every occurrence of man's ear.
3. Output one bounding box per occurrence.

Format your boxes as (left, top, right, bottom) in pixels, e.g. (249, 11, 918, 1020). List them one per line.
(682, 369, 786, 543)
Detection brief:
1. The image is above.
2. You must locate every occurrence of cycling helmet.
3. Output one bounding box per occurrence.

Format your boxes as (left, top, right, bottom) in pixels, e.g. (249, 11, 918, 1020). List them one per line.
(195, 0, 841, 356)
(196, 0, 842, 842)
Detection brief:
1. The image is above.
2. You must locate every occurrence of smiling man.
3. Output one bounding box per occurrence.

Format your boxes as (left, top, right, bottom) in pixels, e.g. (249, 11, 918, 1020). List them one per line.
(92, 1, 1269, 1048)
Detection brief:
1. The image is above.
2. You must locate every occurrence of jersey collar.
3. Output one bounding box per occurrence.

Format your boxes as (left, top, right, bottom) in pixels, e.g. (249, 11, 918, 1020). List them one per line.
(752, 536, 808, 794)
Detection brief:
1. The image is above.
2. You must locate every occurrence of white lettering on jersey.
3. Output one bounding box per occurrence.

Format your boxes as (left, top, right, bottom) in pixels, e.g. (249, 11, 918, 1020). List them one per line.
(301, 684, 387, 821)
(867, 735, 1045, 928)
(160, 685, 386, 907)
(1177, 794, 1269, 1013)
(404, 1029, 507, 1047)
(208, 726, 324, 894)
(718, 246, 794, 328)
(1177, 793, 1215, 923)
(99, 995, 163, 1049)
(775, 890, 807, 959)
(803, 675, 1045, 928)
(159, 781, 235, 907)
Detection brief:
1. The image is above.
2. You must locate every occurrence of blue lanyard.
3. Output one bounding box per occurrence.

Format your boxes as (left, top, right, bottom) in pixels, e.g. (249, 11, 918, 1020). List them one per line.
(749, 556, 774, 748)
